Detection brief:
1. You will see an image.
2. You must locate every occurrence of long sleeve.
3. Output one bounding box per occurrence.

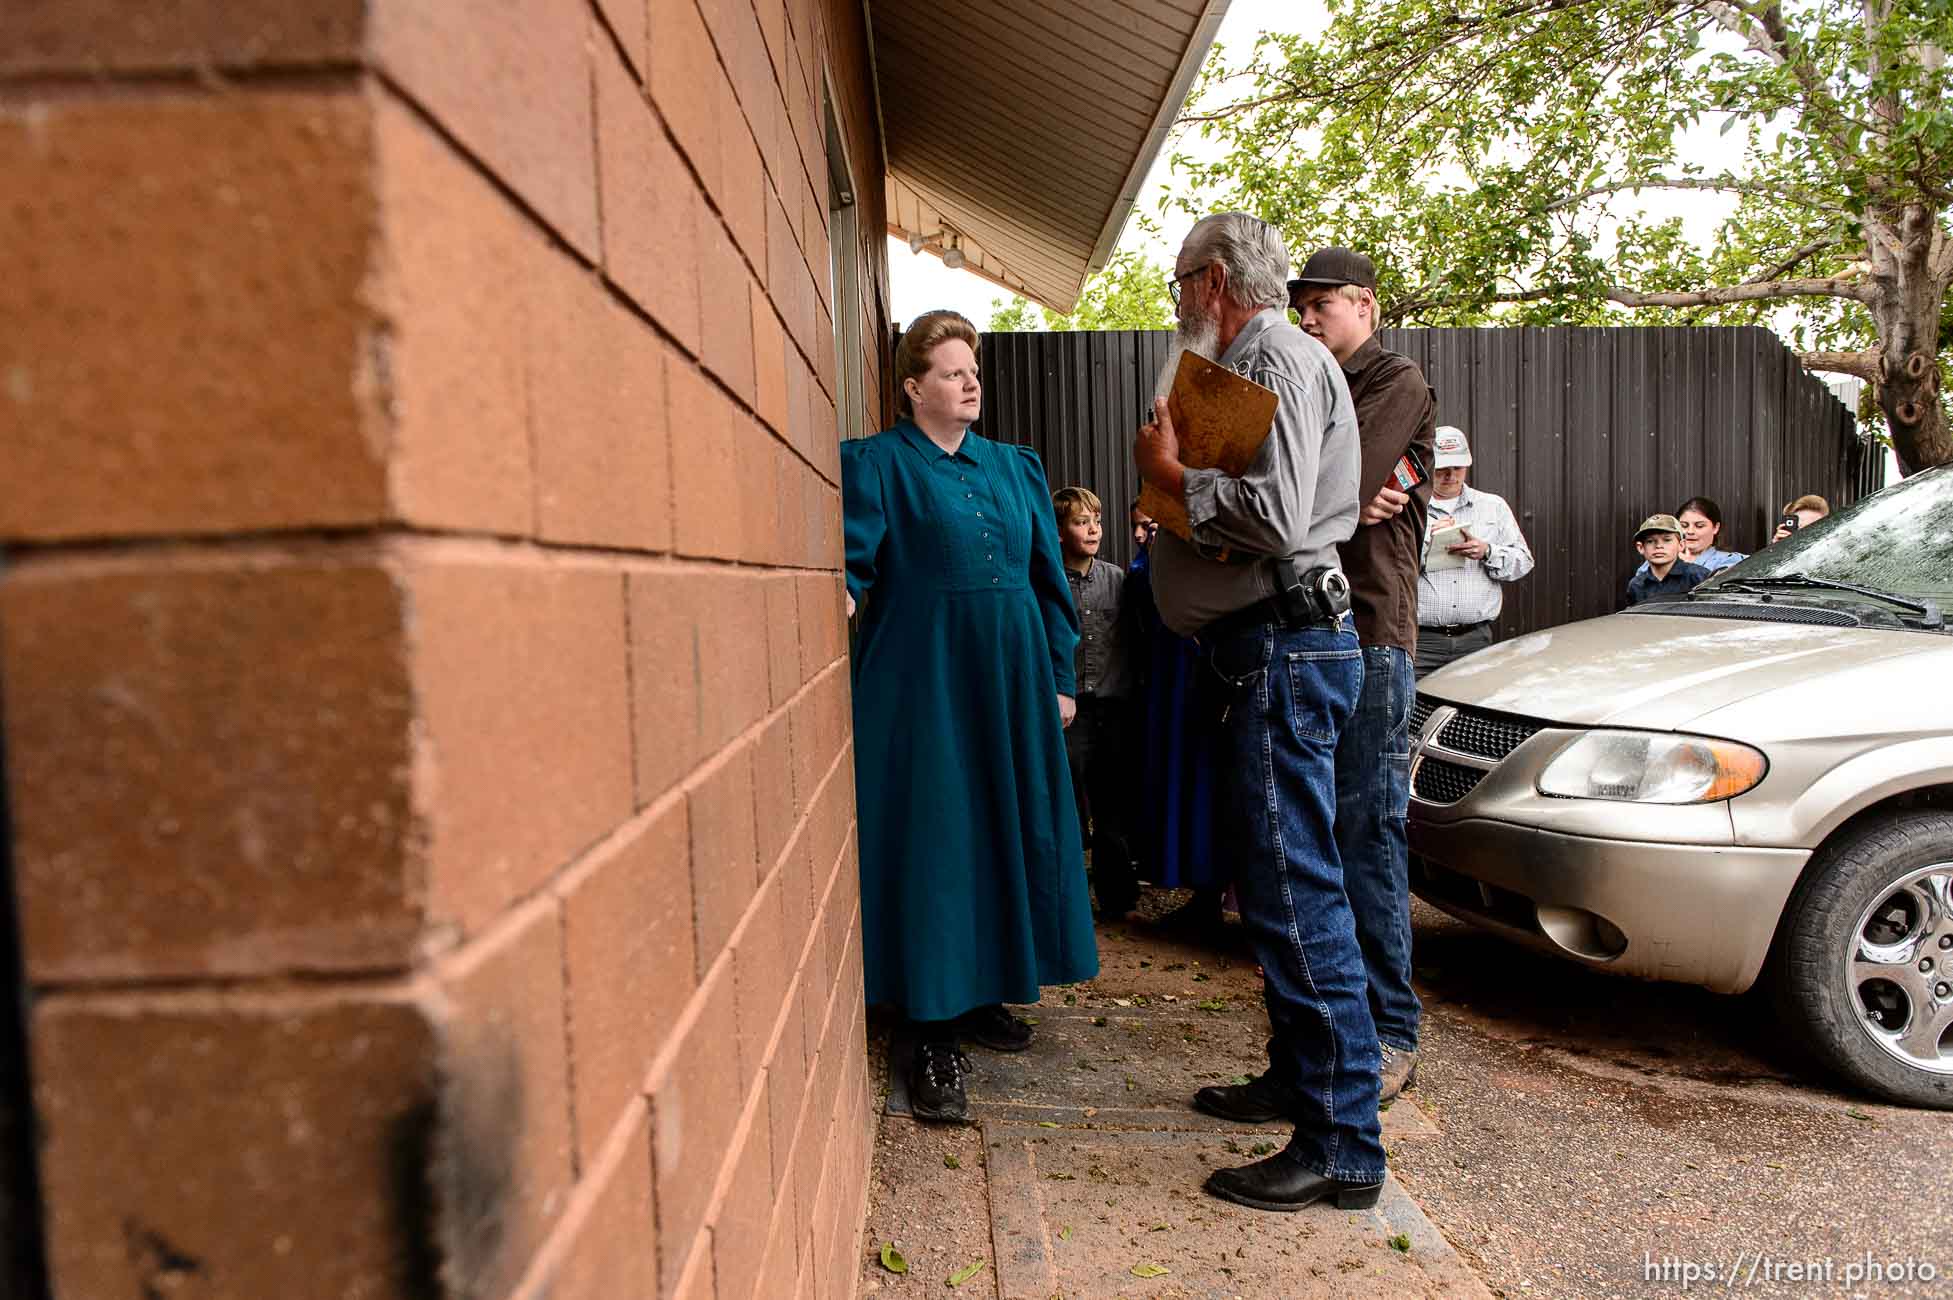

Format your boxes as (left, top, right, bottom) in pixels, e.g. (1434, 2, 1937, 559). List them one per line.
(840, 439, 885, 604)
(1016, 446, 1080, 695)
(1482, 495, 1535, 583)
(1182, 366, 1346, 559)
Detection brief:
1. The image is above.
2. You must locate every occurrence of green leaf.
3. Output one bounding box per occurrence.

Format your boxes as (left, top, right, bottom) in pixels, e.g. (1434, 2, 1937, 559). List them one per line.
(1225, 1074, 1251, 1086)
(948, 1260, 988, 1287)
(1390, 1233, 1412, 1253)
(1058, 1224, 1073, 1242)
(1036, 1121, 1060, 1128)
(944, 1153, 961, 1169)
(1132, 1263, 1171, 1278)
(879, 1242, 909, 1274)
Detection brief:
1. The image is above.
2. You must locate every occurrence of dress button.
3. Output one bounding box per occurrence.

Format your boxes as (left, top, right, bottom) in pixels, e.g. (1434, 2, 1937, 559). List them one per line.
(966, 492, 973, 499)
(992, 577, 999, 585)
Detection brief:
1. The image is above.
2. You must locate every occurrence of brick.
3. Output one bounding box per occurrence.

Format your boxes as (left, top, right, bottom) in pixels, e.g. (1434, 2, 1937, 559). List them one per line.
(784, 355, 812, 461)
(815, 298, 837, 400)
(596, 35, 703, 353)
(700, 220, 757, 406)
(594, 0, 647, 79)
(0, 0, 364, 74)
(1, 560, 418, 981)
(795, 572, 845, 681)
(561, 800, 695, 1169)
(528, 1108, 656, 1300)
(778, 821, 816, 973)
(626, 565, 770, 799)
(710, 1099, 773, 1300)
(31, 989, 433, 1300)
(765, 189, 800, 325)
(648, 0, 724, 202)
(373, 93, 535, 534)
(751, 710, 796, 870)
(765, 977, 809, 1185)
(527, 244, 673, 549)
(688, 748, 758, 975)
(742, 427, 787, 565)
(761, 1190, 799, 1300)
(751, 284, 791, 437)
(0, 88, 386, 540)
(667, 358, 746, 558)
(731, 870, 787, 1091)
(649, 962, 740, 1300)
(372, 0, 597, 257)
(408, 560, 633, 934)
(762, 575, 801, 707)
(433, 897, 575, 1300)
(720, 83, 769, 270)
(786, 670, 848, 813)
(672, 1239, 718, 1300)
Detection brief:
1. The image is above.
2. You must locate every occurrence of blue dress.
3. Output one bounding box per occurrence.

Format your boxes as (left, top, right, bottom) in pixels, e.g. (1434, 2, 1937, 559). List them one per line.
(1125, 550, 1224, 889)
(842, 421, 1099, 1022)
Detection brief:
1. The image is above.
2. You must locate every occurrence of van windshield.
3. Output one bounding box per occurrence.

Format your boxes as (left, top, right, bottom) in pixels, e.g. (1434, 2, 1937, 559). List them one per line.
(1700, 465, 1953, 606)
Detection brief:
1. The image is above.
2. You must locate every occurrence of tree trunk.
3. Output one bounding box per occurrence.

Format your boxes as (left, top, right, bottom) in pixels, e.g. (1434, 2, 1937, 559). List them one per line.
(1864, 204, 1952, 474)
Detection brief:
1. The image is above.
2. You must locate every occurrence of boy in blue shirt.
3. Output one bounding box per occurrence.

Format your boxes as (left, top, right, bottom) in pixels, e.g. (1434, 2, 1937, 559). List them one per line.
(1626, 514, 1710, 605)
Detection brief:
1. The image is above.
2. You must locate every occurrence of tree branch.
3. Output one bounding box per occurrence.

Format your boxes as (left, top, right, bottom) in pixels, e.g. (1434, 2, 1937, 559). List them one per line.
(1799, 349, 1880, 382)
(1605, 277, 1873, 306)
(1385, 275, 1873, 323)
(1543, 175, 1847, 215)
(1749, 237, 1840, 284)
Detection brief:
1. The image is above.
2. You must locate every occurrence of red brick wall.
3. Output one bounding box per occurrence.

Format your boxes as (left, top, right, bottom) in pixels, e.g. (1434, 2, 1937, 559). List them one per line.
(0, 1, 886, 1296)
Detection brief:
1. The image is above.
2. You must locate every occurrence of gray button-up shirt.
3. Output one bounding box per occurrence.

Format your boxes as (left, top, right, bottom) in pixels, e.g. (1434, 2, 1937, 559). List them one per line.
(1065, 557, 1129, 698)
(1150, 309, 1362, 637)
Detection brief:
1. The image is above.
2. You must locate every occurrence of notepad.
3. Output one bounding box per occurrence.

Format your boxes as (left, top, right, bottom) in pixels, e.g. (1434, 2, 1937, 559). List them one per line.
(1136, 351, 1280, 544)
(1424, 521, 1471, 571)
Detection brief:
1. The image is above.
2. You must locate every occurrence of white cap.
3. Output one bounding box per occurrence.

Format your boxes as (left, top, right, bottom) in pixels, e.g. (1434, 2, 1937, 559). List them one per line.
(1433, 425, 1472, 468)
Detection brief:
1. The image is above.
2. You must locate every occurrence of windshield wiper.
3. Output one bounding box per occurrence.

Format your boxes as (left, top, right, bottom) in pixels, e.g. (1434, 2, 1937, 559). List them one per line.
(1711, 573, 1944, 627)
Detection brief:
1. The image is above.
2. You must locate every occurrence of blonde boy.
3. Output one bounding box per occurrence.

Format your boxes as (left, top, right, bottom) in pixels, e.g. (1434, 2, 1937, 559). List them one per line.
(1052, 486, 1138, 917)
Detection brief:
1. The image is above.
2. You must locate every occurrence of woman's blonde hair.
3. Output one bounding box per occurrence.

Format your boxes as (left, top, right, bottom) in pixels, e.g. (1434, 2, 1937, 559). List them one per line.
(894, 310, 979, 418)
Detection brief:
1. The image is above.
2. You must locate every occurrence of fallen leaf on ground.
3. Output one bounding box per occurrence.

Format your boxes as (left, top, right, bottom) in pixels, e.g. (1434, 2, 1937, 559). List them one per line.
(879, 1242, 909, 1274)
(948, 1260, 987, 1287)
(1058, 1225, 1073, 1242)
(1390, 1234, 1411, 1253)
(1132, 1263, 1171, 1278)
(944, 1154, 960, 1169)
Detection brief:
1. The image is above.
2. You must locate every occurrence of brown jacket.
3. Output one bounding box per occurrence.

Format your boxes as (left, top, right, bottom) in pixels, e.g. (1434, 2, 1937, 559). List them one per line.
(1338, 336, 1436, 652)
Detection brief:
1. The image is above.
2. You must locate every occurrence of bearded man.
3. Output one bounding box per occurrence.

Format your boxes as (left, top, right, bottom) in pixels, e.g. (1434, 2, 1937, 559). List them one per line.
(1133, 212, 1386, 1213)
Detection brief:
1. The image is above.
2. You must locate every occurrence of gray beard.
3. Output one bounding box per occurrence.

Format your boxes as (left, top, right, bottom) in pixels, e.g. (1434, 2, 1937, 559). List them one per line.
(1155, 312, 1222, 399)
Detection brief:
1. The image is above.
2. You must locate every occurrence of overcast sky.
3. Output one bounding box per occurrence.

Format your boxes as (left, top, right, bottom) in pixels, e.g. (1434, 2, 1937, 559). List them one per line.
(887, 0, 1752, 332)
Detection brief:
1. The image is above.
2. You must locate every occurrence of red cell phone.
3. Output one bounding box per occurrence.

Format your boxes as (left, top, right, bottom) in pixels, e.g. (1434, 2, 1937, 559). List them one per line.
(1388, 452, 1424, 492)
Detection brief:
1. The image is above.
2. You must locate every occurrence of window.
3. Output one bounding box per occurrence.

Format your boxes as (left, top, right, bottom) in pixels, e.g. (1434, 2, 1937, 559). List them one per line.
(824, 84, 865, 440)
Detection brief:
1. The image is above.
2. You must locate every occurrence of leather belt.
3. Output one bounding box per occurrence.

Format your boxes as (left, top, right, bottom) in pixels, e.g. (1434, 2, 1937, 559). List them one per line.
(1423, 620, 1490, 637)
(1200, 597, 1343, 642)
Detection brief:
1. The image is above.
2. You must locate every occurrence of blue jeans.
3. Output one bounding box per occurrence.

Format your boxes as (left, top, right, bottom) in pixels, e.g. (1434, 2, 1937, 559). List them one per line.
(1335, 645, 1420, 1052)
(1203, 616, 1384, 1182)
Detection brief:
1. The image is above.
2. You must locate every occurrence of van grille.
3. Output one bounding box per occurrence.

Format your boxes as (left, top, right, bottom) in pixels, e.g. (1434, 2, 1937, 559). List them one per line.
(1412, 757, 1488, 805)
(1434, 709, 1542, 761)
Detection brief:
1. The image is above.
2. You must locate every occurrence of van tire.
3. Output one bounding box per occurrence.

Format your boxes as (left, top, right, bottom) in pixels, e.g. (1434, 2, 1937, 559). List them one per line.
(1771, 811, 1953, 1110)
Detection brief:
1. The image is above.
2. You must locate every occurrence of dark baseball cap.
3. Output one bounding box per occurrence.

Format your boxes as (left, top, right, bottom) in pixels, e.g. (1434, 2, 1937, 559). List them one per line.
(1288, 246, 1377, 293)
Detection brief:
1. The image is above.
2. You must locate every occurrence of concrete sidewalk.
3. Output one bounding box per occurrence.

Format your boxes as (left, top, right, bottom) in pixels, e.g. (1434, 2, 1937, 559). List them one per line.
(857, 915, 1493, 1300)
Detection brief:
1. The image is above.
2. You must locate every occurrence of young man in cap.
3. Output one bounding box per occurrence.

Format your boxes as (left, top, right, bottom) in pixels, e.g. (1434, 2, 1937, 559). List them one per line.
(1414, 425, 1534, 678)
(1287, 247, 1435, 1102)
(1625, 514, 1710, 605)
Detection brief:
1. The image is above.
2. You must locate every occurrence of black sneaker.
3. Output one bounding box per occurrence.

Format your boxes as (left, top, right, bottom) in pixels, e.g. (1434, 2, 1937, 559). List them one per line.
(956, 1004, 1034, 1052)
(910, 1039, 972, 1123)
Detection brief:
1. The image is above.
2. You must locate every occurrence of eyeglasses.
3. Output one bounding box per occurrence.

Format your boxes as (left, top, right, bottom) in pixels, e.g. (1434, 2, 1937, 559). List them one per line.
(1167, 264, 1210, 306)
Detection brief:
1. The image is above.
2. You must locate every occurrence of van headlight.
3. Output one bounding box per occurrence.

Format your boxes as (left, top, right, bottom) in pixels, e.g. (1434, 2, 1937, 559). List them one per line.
(1536, 731, 1766, 803)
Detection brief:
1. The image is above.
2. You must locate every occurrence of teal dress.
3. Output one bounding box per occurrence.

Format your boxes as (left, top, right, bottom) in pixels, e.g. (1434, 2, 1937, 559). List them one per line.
(842, 421, 1099, 1023)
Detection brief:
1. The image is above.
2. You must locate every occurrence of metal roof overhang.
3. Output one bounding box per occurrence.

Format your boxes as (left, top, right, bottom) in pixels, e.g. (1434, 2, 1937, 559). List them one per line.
(869, 0, 1230, 314)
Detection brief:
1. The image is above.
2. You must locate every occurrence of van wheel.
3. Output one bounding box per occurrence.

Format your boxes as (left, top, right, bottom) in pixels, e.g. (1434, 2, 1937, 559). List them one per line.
(1772, 811, 1953, 1109)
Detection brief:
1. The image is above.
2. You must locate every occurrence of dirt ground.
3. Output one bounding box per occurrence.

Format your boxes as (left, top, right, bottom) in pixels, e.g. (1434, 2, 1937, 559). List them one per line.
(856, 891, 1953, 1299)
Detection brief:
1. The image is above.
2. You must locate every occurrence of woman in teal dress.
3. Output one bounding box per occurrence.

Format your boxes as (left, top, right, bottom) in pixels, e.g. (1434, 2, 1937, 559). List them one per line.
(843, 310, 1098, 1123)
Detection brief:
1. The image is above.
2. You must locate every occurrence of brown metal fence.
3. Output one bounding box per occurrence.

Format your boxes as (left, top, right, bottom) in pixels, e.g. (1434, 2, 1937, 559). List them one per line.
(976, 325, 1881, 639)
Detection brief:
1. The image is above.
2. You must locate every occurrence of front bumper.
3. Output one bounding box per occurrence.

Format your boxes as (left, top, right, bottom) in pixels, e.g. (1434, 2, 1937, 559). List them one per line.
(1406, 817, 1809, 993)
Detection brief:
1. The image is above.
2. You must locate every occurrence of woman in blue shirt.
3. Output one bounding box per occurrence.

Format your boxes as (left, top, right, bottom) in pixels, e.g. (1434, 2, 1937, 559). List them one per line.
(842, 310, 1097, 1123)
(1633, 495, 1747, 582)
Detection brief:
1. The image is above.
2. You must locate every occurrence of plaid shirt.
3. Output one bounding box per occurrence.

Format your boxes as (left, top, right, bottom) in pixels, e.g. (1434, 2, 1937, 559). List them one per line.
(1416, 485, 1534, 627)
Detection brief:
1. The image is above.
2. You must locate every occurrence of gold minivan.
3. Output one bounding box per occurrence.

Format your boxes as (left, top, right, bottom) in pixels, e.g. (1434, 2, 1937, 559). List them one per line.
(1408, 464, 1953, 1108)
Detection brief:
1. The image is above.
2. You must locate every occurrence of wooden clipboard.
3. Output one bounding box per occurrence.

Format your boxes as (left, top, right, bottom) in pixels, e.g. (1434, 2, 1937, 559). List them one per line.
(1136, 350, 1280, 542)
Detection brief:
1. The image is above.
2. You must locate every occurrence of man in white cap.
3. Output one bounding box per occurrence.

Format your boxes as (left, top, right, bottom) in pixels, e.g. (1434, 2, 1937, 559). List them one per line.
(1414, 426, 1534, 678)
